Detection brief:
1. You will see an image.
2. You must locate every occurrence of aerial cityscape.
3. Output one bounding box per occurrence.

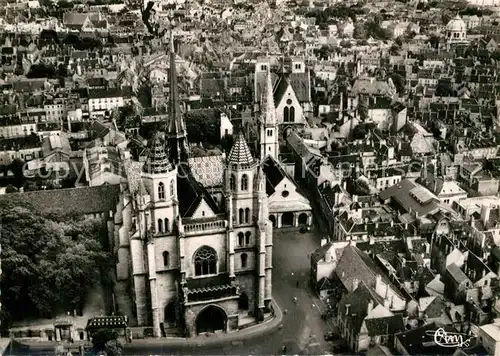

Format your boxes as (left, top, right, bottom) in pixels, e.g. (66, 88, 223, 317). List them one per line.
(0, 0, 500, 354)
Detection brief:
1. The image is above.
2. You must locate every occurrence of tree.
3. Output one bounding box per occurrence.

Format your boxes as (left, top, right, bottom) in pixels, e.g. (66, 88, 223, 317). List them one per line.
(354, 179, 370, 195)
(105, 339, 124, 356)
(57, 63, 68, 77)
(389, 44, 401, 55)
(389, 73, 405, 95)
(92, 329, 119, 352)
(364, 21, 390, 40)
(220, 134, 234, 155)
(0, 203, 111, 326)
(353, 24, 367, 40)
(10, 158, 25, 188)
(428, 35, 441, 49)
(436, 80, 454, 97)
(27, 63, 57, 78)
(5, 185, 18, 193)
(185, 109, 221, 145)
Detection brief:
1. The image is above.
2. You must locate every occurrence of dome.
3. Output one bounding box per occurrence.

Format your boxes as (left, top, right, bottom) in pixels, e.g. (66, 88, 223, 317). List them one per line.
(446, 15, 466, 33)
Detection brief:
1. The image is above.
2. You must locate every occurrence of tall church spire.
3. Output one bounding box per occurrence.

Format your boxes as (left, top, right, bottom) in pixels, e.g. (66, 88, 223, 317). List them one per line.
(167, 30, 189, 164)
(258, 68, 279, 161)
(260, 68, 276, 125)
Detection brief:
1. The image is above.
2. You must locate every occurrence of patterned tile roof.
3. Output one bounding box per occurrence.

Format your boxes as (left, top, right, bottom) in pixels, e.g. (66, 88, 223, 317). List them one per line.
(143, 133, 173, 174)
(228, 132, 254, 166)
(188, 154, 225, 188)
(86, 316, 128, 330)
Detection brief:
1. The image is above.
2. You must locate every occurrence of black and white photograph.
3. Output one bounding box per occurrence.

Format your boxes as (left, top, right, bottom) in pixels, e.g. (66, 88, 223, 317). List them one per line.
(0, 0, 500, 354)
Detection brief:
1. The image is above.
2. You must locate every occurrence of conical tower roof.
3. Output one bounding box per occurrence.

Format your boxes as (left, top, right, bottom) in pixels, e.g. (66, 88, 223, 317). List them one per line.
(228, 131, 255, 166)
(260, 67, 277, 125)
(143, 133, 173, 174)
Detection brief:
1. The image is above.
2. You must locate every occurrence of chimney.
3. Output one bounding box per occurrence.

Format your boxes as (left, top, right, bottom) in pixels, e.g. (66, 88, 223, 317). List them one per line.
(321, 238, 328, 246)
(353, 278, 359, 291)
(367, 300, 374, 315)
(481, 204, 491, 225)
(325, 248, 332, 263)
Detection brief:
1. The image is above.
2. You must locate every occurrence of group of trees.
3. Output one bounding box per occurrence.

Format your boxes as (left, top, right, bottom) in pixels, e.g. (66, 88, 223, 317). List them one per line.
(459, 6, 493, 16)
(63, 33, 103, 51)
(27, 63, 68, 79)
(1, 202, 112, 329)
(185, 109, 223, 146)
(304, 4, 364, 28)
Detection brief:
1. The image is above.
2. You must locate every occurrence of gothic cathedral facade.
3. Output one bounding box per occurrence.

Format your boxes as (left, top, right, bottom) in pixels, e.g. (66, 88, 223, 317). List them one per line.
(123, 36, 273, 337)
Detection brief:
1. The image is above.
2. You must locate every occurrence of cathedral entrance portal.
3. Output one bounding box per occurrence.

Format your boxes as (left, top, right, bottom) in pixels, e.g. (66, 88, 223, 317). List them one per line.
(282, 212, 294, 227)
(196, 306, 227, 334)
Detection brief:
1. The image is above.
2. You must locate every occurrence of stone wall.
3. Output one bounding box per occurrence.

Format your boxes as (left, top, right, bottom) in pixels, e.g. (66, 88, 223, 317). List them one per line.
(133, 276, 149, 326)
(236, 272, 257, 314)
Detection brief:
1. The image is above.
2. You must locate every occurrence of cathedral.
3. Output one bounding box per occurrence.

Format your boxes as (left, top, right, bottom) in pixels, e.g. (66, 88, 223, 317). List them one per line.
(120, 36, 275, 337)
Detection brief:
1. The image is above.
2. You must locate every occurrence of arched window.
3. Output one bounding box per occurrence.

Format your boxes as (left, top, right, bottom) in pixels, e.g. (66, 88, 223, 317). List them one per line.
(284, 106, 289, 122)
(241, 253, 248, 268)
(290, 106, 295, 122)
(164, 218, 169, 232)
(170, 180, 174, 196)
(239, 208, 244, 224)
(245, 208, 250, 223)
(230, 174, 236, 191)
(163, 251, 169, 266)
(238, 232, 244, 246)
(158, 182, 165, 200)
(158, 218, 163, 233)
(241, 174, 248, 191)
(245, 231, 251, 245)
(194, 246, 217, 276)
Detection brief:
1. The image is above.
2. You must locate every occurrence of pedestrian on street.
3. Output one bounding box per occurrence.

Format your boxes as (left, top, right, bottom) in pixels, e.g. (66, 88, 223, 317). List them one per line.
(293, 297, 298, 303)
(284, 309, 288, 314)
(296, 281, 299, 288)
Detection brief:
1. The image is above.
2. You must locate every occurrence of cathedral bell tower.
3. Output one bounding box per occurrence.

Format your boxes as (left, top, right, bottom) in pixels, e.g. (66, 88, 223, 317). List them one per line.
(141, 132, 178, 337)
(224, 131, 272, 317)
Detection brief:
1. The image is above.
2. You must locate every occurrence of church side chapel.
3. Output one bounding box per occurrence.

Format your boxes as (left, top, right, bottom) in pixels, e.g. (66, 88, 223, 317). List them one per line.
(123, 34, 273, 338)
(253, 56, 312, 136)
